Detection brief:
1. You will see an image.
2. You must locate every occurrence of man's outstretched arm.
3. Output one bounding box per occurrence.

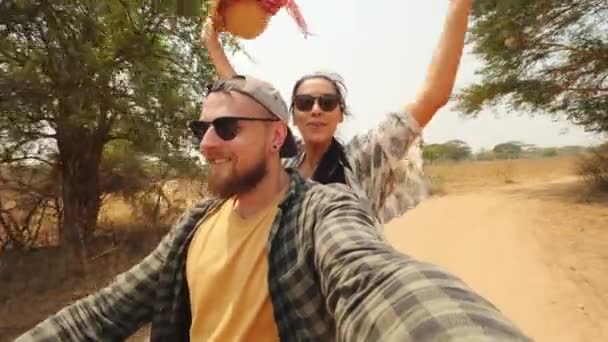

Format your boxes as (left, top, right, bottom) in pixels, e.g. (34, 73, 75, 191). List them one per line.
(15, 228, 176, 342)
(313, 186, 531, 341)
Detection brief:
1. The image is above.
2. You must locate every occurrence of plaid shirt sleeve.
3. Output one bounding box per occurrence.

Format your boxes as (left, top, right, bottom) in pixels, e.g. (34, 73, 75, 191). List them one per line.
(313, 185, 531, 341)
(15, 228, 178, 342)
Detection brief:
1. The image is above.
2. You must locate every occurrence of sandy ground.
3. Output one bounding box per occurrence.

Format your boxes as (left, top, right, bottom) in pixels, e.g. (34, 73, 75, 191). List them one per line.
(386, 177, 608, 342)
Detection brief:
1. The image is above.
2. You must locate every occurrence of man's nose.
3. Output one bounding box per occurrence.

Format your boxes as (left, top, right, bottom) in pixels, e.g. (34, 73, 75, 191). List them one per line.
(199, 126, 223, 154)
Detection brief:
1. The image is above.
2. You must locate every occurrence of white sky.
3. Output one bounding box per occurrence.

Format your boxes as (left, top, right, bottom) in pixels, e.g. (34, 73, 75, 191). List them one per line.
(228, 0, 604, 151)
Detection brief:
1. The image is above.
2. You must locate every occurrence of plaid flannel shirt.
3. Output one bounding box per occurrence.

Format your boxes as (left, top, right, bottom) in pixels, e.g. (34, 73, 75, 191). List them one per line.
(284, 110, 431, 226)
(17, 169, 530, 342)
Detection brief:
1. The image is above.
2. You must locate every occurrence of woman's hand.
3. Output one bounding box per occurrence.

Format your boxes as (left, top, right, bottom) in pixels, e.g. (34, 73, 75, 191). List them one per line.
(200, 17, 238, 79)
(200, 17, 220, 48)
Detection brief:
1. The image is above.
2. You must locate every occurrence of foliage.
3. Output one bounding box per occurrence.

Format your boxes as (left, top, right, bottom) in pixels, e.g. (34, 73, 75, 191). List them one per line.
(493, 141, 526, 159)
(0, 163, 61, 251)
(456, 0, 608, 133)
(423, 140, 472, 162)
(0, 0, 228, 263)
(577, 142, 608, 193)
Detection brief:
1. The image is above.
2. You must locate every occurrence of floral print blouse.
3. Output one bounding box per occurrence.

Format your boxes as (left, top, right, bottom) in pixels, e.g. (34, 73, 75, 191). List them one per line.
(283, 110, 431, 225)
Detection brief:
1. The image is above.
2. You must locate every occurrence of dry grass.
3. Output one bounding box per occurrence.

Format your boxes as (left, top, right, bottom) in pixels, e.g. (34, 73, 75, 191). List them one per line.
(426, 156, 578, 195)
(99, 178, 206, 226)
(0, 227, 165, 341)
(0, 180, 207, 341)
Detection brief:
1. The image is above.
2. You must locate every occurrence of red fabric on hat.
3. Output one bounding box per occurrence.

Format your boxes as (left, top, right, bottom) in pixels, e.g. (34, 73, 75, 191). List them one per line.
(283, 0, 309, 36)
(258, 0, 284, 14)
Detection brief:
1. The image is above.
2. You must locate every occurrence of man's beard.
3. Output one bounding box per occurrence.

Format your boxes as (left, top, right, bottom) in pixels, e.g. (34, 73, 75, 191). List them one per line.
(207, 155, 268, 199)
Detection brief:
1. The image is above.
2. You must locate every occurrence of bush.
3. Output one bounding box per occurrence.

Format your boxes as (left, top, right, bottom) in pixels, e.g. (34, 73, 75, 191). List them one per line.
(542, 148, 558, 158)
(577, 143, 608, 193)
(428, 174, 447, 196)
(476, 150, 496, 161)
(0, 165, 62, 251)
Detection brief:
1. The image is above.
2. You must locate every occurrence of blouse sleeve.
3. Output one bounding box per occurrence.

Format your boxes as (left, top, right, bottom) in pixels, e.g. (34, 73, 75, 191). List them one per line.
(344, 111, 426, 221)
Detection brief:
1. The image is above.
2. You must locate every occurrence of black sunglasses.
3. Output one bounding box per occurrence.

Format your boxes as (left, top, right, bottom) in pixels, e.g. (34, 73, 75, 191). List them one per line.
(189, 116, 279, 142)
(293, 94, 341, 112)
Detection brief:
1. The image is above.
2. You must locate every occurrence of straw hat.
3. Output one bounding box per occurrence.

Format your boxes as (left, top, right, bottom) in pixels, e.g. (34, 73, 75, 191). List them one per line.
(209, 0, 309, 39)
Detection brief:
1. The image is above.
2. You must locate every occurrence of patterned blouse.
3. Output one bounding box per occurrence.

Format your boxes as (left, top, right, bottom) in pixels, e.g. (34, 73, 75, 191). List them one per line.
(283, 110, 430, 225)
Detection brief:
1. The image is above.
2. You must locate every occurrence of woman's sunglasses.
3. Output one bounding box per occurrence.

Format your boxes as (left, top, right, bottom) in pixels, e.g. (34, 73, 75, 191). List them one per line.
(189, 116, 279, 142)
(293, 94, 341, 112)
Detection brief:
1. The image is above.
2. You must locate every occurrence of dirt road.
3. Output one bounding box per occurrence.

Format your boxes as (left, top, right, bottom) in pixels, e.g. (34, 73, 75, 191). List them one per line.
(385, 178, 608, 342)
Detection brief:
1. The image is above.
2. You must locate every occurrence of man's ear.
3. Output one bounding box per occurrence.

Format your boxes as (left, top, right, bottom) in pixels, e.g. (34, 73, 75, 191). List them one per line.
(270, 122, 287, 151)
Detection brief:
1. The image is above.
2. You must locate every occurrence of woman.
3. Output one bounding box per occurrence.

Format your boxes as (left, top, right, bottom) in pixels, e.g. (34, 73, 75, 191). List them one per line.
(201, 0, 472, 224)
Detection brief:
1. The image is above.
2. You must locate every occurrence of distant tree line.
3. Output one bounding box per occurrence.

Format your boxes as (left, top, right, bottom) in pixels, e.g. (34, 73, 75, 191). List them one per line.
(422, 140, 590, 163)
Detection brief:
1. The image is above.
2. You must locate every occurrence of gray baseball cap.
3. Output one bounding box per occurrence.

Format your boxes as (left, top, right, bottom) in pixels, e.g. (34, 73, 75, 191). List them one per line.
(218, 75, 298, 158)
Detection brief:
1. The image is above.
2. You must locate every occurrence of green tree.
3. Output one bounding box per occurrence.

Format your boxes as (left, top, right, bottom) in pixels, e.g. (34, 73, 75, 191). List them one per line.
(541, 147, 558, 158)
(423, 144, 447, 163)
(558, 145, 587, 156)
(493, 141, 524, 159)
(0, 0, 224, 268)
(442, 139, 472, 161)
(456, 0, 608, 133)
(423, 140, 472, 162)
(475, 148, 495, 161)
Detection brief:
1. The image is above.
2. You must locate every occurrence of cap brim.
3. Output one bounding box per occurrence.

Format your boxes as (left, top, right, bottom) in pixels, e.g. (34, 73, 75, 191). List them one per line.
(280, 128, 298, 158)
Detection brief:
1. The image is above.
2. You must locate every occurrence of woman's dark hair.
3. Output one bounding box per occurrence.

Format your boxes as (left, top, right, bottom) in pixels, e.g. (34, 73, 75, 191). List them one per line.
(290, 72, 352, 185)
(289, 72, 350, 117)
(311, 137, 351, 185)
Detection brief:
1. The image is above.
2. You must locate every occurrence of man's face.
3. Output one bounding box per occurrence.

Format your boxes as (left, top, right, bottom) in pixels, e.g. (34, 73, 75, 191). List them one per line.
(197, 91, 281, 198)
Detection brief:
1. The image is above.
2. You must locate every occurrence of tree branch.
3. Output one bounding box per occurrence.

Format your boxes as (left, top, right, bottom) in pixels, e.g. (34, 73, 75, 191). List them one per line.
(118, 0, 140, 34)
(1, 156, 55, 167)
(106, 132, 130, 142)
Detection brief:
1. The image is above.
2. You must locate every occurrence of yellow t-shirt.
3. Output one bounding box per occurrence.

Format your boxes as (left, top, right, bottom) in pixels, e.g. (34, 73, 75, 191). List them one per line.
(186, 196, 281, 341)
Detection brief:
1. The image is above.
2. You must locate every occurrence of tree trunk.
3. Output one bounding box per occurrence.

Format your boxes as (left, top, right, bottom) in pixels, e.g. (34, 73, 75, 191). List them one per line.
(57, 128, 104, 275)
